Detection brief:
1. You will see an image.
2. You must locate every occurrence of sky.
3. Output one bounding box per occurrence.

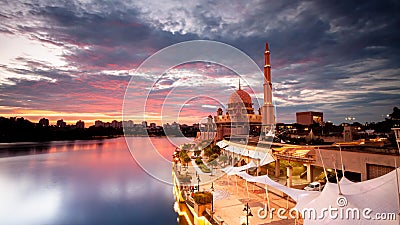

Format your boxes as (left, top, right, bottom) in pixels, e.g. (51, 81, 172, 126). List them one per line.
(0, 0, 399, 126)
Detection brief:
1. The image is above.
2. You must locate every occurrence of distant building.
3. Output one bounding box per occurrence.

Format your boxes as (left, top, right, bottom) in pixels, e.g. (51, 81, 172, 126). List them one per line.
(76, 120, 85, 129)
(111, 120, 122, 129)
(142, 121, 148, 128)
(149, 123, 156, 128)
(95, 120, 104, 127)
(296, 111, 323, 126)
(343, 125, 356, 142)
(56, 119, 66, 128)
(392, 128, 400, 152)
(123, 120, 134, 128)
(38, 118, 49, 127)
(171, 122, 179, 130)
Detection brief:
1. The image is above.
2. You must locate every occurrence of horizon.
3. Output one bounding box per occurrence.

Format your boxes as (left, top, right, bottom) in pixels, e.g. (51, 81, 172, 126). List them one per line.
(3, 109, 396, 128)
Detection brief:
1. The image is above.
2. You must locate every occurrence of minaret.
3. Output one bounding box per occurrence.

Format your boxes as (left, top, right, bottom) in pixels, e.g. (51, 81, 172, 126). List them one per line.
(261, 42, 275, 138)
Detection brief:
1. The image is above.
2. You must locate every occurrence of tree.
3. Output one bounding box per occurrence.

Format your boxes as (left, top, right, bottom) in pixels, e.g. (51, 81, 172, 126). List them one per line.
(208, 153, 219, 162)
(390, 107, 400, 120)
(208, 159, 218, 176)
(179, 150, 187, 159)
(204, 146, 213, 157)
(194, 150, 201, 157)
(182, 154, 191, 168)
(193, 192, 212, 205)
(219, 155, 228, 167)
(212, 145, 221, 155)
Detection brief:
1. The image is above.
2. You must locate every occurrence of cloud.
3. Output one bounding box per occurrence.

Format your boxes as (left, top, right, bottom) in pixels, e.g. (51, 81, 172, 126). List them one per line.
(0, 0, 399, 124)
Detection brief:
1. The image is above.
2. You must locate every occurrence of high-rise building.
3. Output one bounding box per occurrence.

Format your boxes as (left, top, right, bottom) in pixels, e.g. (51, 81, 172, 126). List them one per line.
(296, 111, 323, 126)
(76, 120, 85, 129)
(38, 118, 49, 127)
(57, 119, 66, 128)
(95, 120, 104, 127)
(123, 120, 134, 128)
(142, 121, 148, 128)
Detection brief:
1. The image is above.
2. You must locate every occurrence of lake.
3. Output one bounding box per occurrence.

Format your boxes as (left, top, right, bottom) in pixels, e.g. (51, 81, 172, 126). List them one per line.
(0, 137, 190, 225)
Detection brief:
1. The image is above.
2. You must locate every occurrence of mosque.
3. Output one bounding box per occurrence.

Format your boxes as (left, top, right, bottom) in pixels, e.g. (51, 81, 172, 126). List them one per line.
(213, 82, 262, 140)
(213, 43, 275, 141)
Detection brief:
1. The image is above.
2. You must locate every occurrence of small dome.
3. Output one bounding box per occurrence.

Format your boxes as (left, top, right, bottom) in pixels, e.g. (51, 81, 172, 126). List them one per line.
(228, 89, 252, 105)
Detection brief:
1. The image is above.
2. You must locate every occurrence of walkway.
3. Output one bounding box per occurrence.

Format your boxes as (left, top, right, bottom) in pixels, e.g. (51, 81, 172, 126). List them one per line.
(181, 159, 303, 224)
(211, 174, 302, 225)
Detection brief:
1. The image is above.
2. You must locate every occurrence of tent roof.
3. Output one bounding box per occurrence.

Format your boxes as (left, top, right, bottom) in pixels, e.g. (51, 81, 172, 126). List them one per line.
(222, 161, 257, 176)
(220, 141, 275, 163)
(234, 169, 400, 224)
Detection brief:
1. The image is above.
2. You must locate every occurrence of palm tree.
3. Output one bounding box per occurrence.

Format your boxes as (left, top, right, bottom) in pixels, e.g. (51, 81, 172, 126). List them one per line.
(208, 159, 218, 176)
(204, 146, 213, 157)
(212, 145, 221, 155)
(183, 155, 191, 168)
(219, 155, 228, 167)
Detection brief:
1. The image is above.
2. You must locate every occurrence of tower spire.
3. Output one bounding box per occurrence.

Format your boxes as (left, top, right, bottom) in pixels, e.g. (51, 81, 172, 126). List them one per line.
(261, 41, 275, 140)
(238, 79, 241, 90)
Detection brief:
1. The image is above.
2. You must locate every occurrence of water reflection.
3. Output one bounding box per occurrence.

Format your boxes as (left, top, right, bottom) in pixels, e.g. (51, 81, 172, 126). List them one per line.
(0, 137, 188, 225)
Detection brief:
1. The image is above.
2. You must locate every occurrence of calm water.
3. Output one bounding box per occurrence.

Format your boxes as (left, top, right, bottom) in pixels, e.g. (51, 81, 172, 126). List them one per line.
(0, 137, 189, 225)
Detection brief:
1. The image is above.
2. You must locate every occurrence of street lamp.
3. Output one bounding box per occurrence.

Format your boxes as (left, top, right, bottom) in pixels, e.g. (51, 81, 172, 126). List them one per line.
(211, 182, 215, 218)
(197, 175, 200, 192)
(243, 203, 253, 225)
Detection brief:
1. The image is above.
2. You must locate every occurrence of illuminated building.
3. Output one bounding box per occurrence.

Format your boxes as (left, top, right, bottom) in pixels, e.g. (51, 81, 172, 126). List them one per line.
(214, 80, 262, 141)
(296, 111, 323, 126)
(214, 42, 276, 141)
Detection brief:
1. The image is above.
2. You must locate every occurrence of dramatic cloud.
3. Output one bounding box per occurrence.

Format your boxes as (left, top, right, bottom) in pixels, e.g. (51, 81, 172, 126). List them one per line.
(0, 0, 399, 125)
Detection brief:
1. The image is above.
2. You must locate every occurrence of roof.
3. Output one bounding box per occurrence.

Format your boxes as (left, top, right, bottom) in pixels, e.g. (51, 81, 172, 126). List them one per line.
(228, 89, 252, 105)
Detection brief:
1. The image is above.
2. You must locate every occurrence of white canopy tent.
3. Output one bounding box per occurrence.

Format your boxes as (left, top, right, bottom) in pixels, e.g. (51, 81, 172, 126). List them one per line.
(218, 140, 399, 224)
(295, 169, 400, 224)
(217, 140, 275, 166)
(231, 169, 400, 224)
(216, 140, 228, 148)
(222, 161, 257, 176)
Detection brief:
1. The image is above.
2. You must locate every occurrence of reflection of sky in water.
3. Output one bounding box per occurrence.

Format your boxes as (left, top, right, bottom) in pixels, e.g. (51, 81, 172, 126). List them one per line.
(0, 137, 187, 225)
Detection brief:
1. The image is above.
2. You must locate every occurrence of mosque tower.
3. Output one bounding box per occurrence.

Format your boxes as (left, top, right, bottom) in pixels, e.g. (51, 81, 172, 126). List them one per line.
(261, 42, 275, 139)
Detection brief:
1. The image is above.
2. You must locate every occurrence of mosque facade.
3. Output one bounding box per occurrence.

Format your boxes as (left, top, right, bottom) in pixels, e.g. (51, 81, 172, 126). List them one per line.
(213, 42, 275, 141)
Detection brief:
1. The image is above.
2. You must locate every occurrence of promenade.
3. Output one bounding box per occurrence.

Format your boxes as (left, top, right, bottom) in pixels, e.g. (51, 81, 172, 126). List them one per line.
(179, 159, 303, 225)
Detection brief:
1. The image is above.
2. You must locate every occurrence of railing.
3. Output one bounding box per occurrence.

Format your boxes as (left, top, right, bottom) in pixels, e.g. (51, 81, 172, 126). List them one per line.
(204, 209, 225, 225)
(181, 190, 195, 208)
(274, 153, 315, 163)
